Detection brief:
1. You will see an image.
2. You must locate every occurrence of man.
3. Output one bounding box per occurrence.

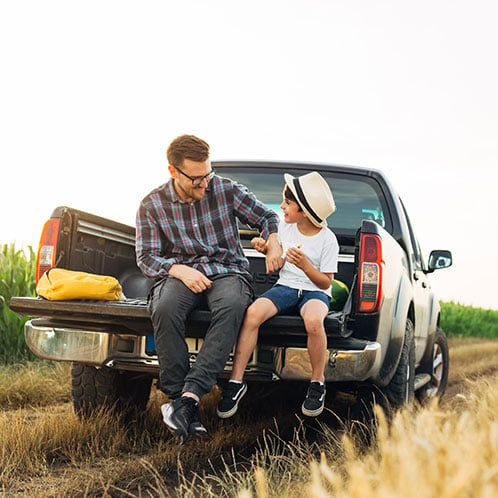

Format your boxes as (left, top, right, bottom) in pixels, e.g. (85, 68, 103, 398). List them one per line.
(136, 134, 282, 441)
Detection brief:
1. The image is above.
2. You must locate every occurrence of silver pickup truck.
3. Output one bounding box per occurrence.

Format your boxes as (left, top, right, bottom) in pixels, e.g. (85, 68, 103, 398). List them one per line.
(10, 161, 452, 416)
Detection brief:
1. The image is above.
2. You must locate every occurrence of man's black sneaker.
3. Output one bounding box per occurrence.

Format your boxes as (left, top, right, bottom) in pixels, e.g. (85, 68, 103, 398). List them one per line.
(301, 381, 326, 417)
(161, 396, 199, 440)
(189, 405, 208, 437)
(217, 381, 247, 418)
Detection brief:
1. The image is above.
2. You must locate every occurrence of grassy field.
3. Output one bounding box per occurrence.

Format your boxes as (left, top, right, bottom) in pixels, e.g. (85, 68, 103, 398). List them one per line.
(1, 340, 498, 497)
(2, 242, 498, 496)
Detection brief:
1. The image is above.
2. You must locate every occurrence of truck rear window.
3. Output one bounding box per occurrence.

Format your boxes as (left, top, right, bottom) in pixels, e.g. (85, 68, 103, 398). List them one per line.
(216, 167, 391, 237)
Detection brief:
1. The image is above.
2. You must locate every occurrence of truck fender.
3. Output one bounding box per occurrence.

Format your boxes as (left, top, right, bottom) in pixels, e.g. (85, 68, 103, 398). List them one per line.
(418, 291, 441, 369)
(373, 271, 413, 386)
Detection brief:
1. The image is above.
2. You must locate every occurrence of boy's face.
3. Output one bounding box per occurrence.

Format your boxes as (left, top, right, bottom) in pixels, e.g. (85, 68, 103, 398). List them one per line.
(280, 189, 303, 224)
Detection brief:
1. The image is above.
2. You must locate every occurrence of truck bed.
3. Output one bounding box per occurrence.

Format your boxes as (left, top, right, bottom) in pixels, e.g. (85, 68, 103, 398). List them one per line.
(9, 296, 348, 345)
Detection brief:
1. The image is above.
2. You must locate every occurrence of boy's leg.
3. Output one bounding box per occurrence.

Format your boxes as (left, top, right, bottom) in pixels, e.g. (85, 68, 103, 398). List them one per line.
(217, 297, 278, 419)
(230, 297, 278, 381)
(300, 298, 329, 416)
(300, 299, 329, 381)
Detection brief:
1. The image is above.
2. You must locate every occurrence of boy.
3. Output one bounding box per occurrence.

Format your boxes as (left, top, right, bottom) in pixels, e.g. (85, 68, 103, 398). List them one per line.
(217, 171, 338, 418)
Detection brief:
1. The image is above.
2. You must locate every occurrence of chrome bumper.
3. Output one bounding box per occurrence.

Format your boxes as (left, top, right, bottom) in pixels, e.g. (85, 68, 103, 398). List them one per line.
(24, 321, 151, 367)
(277, 344, 381, 382)
(25, 321, 381, 382)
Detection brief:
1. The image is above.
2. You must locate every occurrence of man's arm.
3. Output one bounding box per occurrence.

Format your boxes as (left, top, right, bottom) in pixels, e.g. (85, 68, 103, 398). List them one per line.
(264, 232, 283, 274)
(232, 182, 283, 273)
(136, 204, 175, 279)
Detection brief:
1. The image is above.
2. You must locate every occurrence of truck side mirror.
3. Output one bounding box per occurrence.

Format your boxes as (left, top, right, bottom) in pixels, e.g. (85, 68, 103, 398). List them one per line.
(427, 250, 452, 273)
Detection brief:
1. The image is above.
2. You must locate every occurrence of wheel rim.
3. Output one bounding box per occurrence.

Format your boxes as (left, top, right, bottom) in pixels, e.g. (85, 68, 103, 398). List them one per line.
(425, 343, 444, 398)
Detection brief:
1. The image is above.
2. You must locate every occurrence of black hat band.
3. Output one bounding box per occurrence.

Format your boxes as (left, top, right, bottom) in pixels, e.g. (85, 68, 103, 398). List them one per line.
(293, 178, 323, 225)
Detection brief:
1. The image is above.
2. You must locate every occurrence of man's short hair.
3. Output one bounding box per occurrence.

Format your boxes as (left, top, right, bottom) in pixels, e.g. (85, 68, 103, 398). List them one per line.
(167, 135, 210, 167)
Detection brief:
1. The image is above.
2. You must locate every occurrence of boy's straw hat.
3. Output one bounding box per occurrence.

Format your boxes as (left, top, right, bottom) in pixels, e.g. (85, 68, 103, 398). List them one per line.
(284, 171, 336, 228)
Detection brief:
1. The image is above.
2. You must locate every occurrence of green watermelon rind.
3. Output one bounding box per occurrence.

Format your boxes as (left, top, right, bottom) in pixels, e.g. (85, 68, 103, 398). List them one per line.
(330, 279, 349, 311)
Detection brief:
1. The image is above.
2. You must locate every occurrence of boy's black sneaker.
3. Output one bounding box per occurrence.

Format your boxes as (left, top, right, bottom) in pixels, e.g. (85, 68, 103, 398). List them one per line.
(161, 396, 202, 441)
(217, 381, 247, 418)
(301, 381, 326, 417)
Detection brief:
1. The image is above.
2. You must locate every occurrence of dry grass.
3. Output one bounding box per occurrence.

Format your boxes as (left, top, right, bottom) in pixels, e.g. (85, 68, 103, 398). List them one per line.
(184, 374, 498, 498)
(301, 377, 498, 498)
(0, 384, 298, 496)
(0, 404, 128, 483)
(447, 337, 498, 379)
(1, 338, 498, 497)
(0, 361, 71, 409)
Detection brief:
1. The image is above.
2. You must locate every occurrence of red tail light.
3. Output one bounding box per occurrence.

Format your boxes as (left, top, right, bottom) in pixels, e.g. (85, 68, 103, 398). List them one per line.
(36, 218, 60, 283)
(357, 233, 383, 313)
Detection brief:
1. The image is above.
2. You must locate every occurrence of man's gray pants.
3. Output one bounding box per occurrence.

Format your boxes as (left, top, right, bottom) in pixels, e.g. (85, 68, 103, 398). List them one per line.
(149, 274, 253, 401)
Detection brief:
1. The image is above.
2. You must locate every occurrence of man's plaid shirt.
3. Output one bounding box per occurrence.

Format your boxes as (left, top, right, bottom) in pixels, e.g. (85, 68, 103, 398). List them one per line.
(135, 174, 279, 280)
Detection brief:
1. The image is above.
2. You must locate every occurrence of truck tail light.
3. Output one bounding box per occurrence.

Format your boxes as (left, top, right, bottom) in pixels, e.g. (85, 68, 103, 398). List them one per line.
(357, 233, 383, 313)
(36, 218, 60, 284)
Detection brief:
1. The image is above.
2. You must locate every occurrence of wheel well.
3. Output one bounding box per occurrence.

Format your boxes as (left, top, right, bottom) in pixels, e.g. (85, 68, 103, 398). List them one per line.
(407, 302, 415, 330)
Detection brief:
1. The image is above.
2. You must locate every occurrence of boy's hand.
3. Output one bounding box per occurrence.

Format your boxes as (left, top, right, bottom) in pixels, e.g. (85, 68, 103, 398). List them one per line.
(251, 236, 267, 253)
(285, 245, 307, 269)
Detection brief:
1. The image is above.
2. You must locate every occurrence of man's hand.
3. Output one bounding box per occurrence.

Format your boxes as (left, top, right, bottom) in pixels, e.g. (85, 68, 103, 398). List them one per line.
(169, 264, 212, 293)
(264, 233, 283, 274)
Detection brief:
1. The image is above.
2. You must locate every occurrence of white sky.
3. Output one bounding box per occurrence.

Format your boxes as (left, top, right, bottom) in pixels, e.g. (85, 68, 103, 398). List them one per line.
(1, 0, 497, 310)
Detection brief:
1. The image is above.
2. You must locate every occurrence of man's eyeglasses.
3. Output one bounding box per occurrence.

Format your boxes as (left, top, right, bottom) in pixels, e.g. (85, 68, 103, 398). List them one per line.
(174, 165, 216, 187)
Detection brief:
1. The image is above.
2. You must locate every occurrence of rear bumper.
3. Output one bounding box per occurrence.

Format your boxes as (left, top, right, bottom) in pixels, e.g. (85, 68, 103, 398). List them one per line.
(278, 344, 381, 382)
(25, 320, 381, 383)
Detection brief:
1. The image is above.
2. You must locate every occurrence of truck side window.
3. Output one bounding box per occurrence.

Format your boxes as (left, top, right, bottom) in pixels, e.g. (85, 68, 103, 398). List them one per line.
(400, 199, 424, 271)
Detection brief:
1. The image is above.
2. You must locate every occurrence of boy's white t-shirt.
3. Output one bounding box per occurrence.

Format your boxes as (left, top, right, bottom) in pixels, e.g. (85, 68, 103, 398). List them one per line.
(276, 222, 339, 297)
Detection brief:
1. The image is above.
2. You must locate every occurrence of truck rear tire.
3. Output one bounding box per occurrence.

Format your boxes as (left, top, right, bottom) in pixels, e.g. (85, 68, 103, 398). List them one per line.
(71, 363, 152, 418)
(382, 317, 415, 408)
(354, 320, 415, 421)
(416, 327, 449, 403)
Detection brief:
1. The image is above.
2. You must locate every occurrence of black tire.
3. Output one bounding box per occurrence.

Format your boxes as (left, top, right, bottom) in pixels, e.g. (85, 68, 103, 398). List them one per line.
(416, 327, 449, 403)
(71, 363, 152, 418)
(382, 318, 415, 408)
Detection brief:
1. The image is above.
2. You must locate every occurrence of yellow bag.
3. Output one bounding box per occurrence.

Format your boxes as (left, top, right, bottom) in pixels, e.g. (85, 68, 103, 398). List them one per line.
(36, 268, 123, 301)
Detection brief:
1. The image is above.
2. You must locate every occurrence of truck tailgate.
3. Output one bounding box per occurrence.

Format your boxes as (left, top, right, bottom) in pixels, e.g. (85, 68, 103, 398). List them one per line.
(9, 296, 347, 342)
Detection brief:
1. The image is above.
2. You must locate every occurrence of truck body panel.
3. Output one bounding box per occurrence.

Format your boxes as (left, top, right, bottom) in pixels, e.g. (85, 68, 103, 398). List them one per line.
(9, 161, 452, 410)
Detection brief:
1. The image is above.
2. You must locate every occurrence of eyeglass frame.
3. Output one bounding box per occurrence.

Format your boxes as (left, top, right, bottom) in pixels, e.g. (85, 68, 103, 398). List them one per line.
(174, 164, 216, 187)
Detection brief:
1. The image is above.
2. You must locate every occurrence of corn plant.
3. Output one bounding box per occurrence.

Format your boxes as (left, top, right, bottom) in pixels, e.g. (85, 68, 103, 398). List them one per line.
(440, 301, 498, 338)
(0, 244, 37, 364)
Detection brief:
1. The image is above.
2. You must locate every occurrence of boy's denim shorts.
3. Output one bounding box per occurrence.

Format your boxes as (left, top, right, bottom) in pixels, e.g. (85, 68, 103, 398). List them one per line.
(260, 284, 330, 315)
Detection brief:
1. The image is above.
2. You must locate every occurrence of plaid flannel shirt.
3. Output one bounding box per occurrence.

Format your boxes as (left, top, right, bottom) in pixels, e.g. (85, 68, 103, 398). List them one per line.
(135, 174, 279, 280)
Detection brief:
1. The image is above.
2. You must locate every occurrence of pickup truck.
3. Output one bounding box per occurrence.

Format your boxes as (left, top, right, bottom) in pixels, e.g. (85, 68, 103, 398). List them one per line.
(9, 161, 453, 417)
